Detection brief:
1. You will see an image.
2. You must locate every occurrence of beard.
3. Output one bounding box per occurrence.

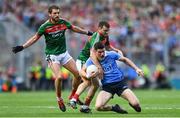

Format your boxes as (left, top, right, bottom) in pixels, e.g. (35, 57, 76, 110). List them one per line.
(51, 16, 59, 23)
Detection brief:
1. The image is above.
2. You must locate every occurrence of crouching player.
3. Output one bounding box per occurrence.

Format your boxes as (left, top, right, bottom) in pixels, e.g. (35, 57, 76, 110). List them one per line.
(86, 42, 144, 113)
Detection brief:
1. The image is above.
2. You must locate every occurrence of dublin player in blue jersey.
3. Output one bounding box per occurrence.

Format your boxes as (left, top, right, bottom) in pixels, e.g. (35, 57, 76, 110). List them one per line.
(84, 42, 144, 113)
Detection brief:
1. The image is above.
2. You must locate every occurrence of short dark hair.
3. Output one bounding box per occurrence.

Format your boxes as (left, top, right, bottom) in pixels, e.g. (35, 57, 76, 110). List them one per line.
(94, 42, 105, 50)
(48, 5, 60, 13)
(98, 21, 110, 28)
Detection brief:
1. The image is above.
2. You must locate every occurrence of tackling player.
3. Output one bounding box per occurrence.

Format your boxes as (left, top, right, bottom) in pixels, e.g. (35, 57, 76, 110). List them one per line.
(86, 42, 143, 113)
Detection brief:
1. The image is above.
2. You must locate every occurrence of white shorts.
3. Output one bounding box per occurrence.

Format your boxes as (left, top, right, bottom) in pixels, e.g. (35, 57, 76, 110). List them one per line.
(76, 59, 85, 72)
(46, 51, 72, 65)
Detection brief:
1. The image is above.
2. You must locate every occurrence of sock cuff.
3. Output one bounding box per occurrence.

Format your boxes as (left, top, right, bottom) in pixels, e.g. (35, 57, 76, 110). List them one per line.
(73, 93, 79, 100)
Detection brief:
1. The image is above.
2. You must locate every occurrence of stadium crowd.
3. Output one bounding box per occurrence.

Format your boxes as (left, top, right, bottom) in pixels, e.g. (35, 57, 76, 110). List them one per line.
(0, 0, 179, 92)
(0, 60, 171, 92)
(1, 0, 179, 58)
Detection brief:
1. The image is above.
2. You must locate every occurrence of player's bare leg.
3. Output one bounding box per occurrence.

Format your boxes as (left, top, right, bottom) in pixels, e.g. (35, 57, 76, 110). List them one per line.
(121, 89, 141, 112)
(95, 91, 127, 114)
(49, 62, 66, 112)
(79, 78, 99, 113)
(75, 79, 90, 95)
(63, 59, 82, 101)
(84, 77, 99, 106)
(95, 90, 113, 111)
(69, 78, 90, 109)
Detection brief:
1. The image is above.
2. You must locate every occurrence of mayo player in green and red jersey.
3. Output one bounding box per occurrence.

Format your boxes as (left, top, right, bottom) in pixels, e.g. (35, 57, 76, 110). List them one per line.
(69, 21, 123, 112)
(12, 5, 93, 112)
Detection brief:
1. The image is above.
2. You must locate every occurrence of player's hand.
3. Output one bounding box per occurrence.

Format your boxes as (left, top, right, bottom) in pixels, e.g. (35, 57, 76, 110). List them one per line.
(12, 46, 24, 53)
(98, 67, 104, 80)
(87, 31, 93, 36)
(87, 71, 99, 79)
(136, 68, 144, 77)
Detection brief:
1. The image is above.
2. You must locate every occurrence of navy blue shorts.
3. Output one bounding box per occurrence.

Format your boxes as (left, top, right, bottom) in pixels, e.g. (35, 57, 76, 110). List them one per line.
(102, 79, 128, 96)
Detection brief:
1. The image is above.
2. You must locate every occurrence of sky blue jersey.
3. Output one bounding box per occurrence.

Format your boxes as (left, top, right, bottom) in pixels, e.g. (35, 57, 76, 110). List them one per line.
(85, 51, 124, 85)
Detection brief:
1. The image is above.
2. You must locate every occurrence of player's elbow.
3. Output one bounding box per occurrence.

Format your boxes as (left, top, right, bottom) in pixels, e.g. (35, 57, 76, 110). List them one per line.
(121, 57, 129, 63)
(83, 80, 91, 86)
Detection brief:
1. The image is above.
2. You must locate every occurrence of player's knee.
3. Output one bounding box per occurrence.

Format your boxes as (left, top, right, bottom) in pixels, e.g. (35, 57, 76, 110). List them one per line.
(84, 81, 91, 86)
(74, 75, 82, 82)
(55, 75, 62, 80)
(73, 71, 80, 78)
(81, 81, 90, 87)
(95, 105, 102, 111)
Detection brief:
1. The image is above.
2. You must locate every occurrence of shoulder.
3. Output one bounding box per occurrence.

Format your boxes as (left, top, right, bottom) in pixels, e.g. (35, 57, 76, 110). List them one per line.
(91, 32, 98, 38)
(39, 20, 50, 29)
(106, 51, 117, 56)
(88, 32, 98, 41)
(106, 51, 121, 59)
(41, 20, 49, 26)
(59, 18, 70, 23)
(37, 20, 50, 33)
(59, 18, 72, 28)
(59, 18, 67, 21)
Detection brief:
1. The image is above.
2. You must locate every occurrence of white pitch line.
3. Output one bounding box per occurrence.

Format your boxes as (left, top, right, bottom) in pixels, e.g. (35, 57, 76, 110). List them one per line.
(144, 107, 180, 110)
(1, 106, 180, 110)
(0, 106, 57, 109)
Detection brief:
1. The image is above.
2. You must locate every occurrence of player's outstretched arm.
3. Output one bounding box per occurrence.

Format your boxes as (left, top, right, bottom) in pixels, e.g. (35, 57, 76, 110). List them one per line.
(71, 25, 93, 36)
(12, 33, 41, 54)
(119, 56, 144, 77)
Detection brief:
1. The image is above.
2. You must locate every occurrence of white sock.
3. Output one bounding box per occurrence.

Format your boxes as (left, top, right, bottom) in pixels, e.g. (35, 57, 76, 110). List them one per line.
(70, 98, 77, 102)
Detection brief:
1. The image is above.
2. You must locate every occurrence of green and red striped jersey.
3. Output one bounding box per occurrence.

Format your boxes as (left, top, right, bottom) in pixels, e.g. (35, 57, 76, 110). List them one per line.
(37, 19, 72, 55)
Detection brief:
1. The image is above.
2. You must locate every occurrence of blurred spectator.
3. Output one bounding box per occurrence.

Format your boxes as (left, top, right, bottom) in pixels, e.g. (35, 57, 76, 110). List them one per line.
(126, 67, 139, 89)
(0, 68, 5, 92)
(60, 67, 72, 90)
(0, 66, 18, 93)
(140, 64, 151, 89)
(28, 63, 40, 91)
(6, 66, 17, 93)
(45, 67, 54, 90)
(1, 0, 179, 59)
(153, 62, 171, 89)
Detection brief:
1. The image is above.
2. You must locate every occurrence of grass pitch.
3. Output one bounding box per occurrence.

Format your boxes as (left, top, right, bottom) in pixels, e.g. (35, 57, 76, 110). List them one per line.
(0, 90, 180, 117)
